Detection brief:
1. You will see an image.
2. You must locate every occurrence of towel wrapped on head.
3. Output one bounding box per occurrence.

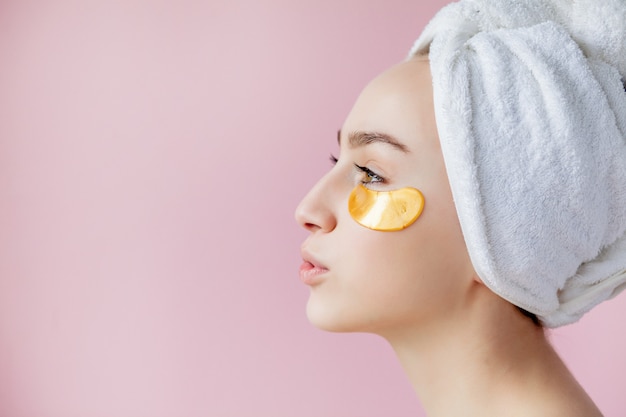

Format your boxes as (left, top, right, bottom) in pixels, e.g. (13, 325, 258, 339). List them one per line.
(410, 0, 626, 327)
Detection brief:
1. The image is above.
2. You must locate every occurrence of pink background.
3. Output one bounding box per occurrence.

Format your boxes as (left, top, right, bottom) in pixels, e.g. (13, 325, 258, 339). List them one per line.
(1, 1, 625, 416)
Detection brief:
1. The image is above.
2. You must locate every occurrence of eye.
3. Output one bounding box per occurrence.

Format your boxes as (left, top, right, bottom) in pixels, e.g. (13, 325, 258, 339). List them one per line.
(354, 163, 384, 185)
(329, 154, 338, 166)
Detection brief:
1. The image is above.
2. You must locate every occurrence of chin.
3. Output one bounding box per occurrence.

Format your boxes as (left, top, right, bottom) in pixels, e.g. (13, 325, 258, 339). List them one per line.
(305, 297, 368, 333)
(306, 299, 342, 332)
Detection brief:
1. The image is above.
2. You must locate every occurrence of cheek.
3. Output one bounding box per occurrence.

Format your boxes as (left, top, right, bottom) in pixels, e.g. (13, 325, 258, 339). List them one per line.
(368, 214, 469, 311)
(353, 231, 458, 312)
(310, 228, 449, 331)
(306, 193, 473, 332)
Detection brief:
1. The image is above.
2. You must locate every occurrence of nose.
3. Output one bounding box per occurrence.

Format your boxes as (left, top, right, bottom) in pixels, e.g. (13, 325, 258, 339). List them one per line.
(295, 174, 338, 233)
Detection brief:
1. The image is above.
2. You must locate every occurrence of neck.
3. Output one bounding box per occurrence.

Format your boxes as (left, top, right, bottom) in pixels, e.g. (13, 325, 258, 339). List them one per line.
(380, 285, 602, 417)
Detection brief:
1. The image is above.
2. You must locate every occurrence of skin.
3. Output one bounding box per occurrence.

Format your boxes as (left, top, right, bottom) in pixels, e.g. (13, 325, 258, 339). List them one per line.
(295, 57, 603, 416)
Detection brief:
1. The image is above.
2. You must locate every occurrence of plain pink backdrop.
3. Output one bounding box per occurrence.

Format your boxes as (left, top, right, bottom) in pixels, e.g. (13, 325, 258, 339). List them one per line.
(1, 1, 625, 416)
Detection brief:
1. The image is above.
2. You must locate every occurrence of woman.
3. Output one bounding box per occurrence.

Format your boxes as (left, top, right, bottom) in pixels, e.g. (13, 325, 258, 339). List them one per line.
(295, 0, 626, 415)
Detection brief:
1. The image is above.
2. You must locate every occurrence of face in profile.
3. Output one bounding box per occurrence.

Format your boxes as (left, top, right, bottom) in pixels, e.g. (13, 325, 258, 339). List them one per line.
(295, 57, 477, 338)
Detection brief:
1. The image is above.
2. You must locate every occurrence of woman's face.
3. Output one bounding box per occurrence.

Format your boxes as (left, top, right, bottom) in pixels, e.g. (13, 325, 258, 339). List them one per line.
(295, 58, 476, 337)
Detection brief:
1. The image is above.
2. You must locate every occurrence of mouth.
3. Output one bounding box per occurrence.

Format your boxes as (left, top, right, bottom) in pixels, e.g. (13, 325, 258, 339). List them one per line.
(299, 250, 329, 286)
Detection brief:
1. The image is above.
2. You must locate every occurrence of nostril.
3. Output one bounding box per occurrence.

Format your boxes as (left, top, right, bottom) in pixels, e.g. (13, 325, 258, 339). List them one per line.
(304, 222, 321, 232)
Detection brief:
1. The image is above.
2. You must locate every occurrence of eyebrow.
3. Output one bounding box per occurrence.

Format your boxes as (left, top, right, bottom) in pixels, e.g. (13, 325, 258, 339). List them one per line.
(337, 130, 410, 153)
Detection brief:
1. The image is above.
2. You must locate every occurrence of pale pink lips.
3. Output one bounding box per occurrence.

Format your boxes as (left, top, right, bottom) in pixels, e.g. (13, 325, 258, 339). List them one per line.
(299, 260, 329, 286)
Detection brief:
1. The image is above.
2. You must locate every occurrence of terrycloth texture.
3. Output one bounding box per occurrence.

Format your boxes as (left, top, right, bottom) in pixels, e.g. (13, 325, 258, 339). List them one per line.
(410, 0, 626, 327)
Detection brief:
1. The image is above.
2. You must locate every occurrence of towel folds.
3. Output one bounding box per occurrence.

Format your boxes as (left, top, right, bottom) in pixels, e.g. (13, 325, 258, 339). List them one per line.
(410, 0, 626, 327)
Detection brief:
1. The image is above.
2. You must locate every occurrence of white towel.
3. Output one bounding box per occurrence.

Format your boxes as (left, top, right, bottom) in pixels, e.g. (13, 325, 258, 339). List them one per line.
(410, 0, 626, 327)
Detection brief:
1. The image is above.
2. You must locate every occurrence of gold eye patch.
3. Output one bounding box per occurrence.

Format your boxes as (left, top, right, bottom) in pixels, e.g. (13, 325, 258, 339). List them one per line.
(348, 184, 425, 231)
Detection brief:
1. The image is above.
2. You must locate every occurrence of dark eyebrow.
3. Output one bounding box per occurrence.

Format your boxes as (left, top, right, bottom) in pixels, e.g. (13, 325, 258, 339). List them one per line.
(337, 129, 410, 153)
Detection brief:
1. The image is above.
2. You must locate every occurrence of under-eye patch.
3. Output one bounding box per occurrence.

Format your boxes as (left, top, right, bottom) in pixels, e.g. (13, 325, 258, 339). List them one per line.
(348, 184, 425, 231)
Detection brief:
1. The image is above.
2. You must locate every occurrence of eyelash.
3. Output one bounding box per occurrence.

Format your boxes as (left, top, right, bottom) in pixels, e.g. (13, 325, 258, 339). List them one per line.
(329, 154, 385, 185)
(355, 164, 384, 184)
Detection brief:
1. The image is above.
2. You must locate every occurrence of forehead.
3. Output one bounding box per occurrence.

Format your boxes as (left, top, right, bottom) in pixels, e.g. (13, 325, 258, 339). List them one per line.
(341, 58, 438, 153)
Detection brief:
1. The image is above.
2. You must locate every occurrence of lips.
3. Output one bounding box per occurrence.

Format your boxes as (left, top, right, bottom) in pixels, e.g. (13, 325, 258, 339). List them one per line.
(299, 250, 329, 286)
